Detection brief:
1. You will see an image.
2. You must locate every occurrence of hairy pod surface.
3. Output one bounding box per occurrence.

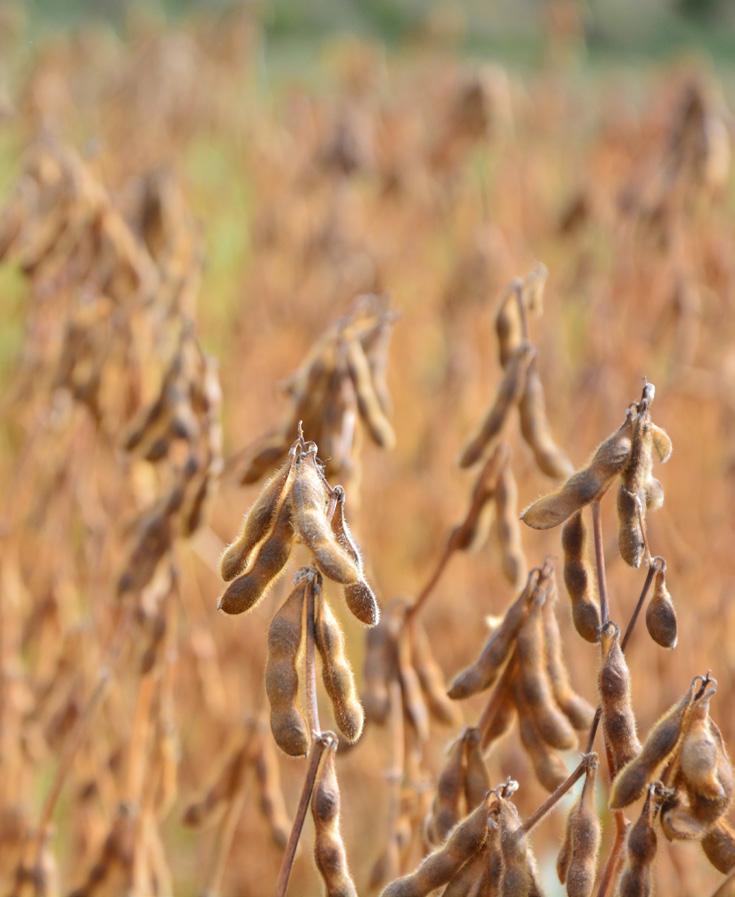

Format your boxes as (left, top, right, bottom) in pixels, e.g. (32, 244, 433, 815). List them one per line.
(264, 578, 308, 756)
(330, 486, 380, 625)
(513, 671, 569, 792)
(703, 820, 735, 873)
(494, 458, 527, 589)
(610, 680, 698, 809)
(412, 621, 458, 726)
(345, 335, 396, 449)
(361, 616, 398, 724)
(459, 342, 535, 469)
(521, 417, 633, 529)
(380, 796, 492, 897)
(645, 566, 678, 648)
(449, 574, 536, 699)
(220, 456, 294, 581)
(464, 728, 490, 810)
(451, 444, 506, 552)
(616, 786, 659, 897)
(516, 592, 578, 751)
(311, 740, 359, 897)
(599, 622, 641, 774)
(561, 512, 601, 643)
(398, 627, 430, 743)
(562, 758, 600, 897)
(542, 579, 595, 731)
(217, 498, 295, 615)
(498, 798, 543, 897)
(431, 734, 468, 843)
(518, 358, 574, 480)
(315, 596, 365, 743)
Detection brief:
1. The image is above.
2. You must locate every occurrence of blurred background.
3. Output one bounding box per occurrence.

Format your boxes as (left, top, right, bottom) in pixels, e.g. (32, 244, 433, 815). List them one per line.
(2, 1, 735, 896)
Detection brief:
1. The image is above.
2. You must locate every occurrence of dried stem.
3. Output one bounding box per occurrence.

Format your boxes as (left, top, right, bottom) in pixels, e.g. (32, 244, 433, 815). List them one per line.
(595, 812, 629, 897)
(405, 540, 455, 623)
(513, 280, 529, 341)
(304, 572, 321, 742)
(274, 733, 331, 897)
(591, 499, 610, 625)
(520, 754, 594, 836)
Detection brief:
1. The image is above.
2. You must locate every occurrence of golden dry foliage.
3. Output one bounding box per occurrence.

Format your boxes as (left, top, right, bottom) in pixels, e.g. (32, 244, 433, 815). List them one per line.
(1, 11, 735, 897)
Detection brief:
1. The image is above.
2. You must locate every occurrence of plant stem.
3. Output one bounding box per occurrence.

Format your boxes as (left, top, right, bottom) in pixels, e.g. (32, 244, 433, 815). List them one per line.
(405, 540, 455, 622)
(274, 735, 330, 897)
(591, 499, 609, 624)
(204, 782, 249, 897)
(304, 572, 321, 741)
(520, 755, 592, 836)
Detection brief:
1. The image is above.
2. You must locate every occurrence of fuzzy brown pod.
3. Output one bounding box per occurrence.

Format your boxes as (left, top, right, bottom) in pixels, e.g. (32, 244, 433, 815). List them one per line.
(440, 818, 500, 897)
(380, 794, 493, 897)
(252, 729, 291, 849)
(264, 574, 309, 757)
(609, 677, 700, 810)
(515, 588, 577, 751)
(311, 736, 359, 897)
(512, 668, 569, 793)
(411, 620, 459, 726)
(702, 820, 735, 873)
(398, 625, 430, 743)
(645, 562, 677, 649)
(616, 410, 653, 568)
(459, 342, 535, 469)
(463, 728, 490, 810)
(182, 729, 252, 829)
(561, 512, 601, 643)
(494, 456, 527, 589)
(220, 453, 295, 582)
(361, 608, 399, 725)
(615, 784, 660, 897)
(557, 756, 600, 897)
(542, 575, 595, 731)
(599, 622, 641, 775)
(450, 444, 507, 553)
(330, 484, 380, 625)
(448, 571, 537, 700)
(66, 803, 136, 897)
(345, 335, 396, 449)
(521, 414, 633, 530)
(498, 797, 543, 897)
(429, 734, 468, 844)
(315, 594, 365, 743)
(518, 356, 574, 480)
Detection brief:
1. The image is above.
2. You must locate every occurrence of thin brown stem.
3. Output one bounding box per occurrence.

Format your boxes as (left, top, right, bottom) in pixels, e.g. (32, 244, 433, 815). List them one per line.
(204, 781, 248, 897)
(274, 734, 331, 897)
(591, 499, 610, 624)
(596, 813, 629, 897)
(520, 754, 593, 836)
(513, 281, 529, 342)
(405, 540, 455, 623)
(304, 572, 321, 742)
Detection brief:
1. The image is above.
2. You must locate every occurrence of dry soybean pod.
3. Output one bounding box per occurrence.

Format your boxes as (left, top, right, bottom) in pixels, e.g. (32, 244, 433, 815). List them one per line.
(380, 795, 493, 897)
(542, 575, 595, 731)
(561, 511, 601, 644)
(459, 342, 535, 469)
(361, 615, 398, 724)
(645, 560, 677, 649)
(702, 820, 735, 874)
(680, 687, 733, 824)
(252, 728, 291, 849)
(430, 734, 469, 843)
(512, 671, 568, 792)
(560, 756, 600, 897)
(494, 278, 523, 368)
(218, 497, 295, 615)
(521, 414, 633, 530)
(494, 456, 527, 590)
(344, 335, 396, 449)
(609, 677, 700, 809)
(599, 622, 641, 775)
(498, 798, 542, 897)
(440, 821, 499, 897)
(311, 736, 358, 897)
(398, 625, 430, 744)
(616, 412, 653, 568)
(448, 571, 538, 700)
(264, 575, 309, 757)
(292, 448, 362, 586)
(330, 485, 380, 625)
(480, 669, 517, 751)
(518, 356, 574, 480)
(220, 451, 296, 582)
(411, 620, 459, 726)
(450, 444, 506, 553)
(615, 784, 659, 897)
(463, 728, 490, 810)
(314, 594, 364, 743)
(240, 434, 290, 485)
(650, 423, 673, 463)
(515, 587, 577, 751)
